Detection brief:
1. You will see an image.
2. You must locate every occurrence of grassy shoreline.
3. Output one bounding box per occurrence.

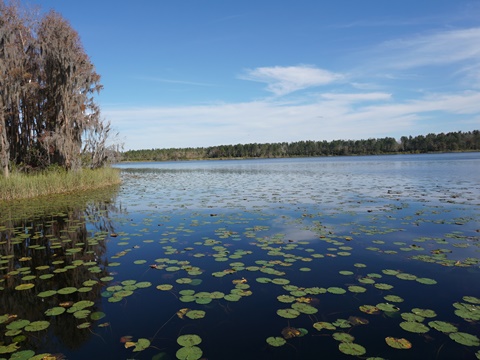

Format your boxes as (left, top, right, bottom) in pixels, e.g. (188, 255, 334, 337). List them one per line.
(0, 167, 121, 202)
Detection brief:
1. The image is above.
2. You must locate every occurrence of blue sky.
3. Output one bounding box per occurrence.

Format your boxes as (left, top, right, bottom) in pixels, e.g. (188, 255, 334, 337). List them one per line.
(24, 0, 480, 150)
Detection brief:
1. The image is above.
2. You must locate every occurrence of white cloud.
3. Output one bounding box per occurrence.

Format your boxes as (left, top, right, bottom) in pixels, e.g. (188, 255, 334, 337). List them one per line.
(239, 65, 343, 96)
(320, 92, 392, 102)
(377, 27, 480, 69)
(106, 90, 480, 150)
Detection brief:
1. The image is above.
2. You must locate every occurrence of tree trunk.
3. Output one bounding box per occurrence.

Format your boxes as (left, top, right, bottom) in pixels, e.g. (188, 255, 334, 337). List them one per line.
(0, 107, 10, 177)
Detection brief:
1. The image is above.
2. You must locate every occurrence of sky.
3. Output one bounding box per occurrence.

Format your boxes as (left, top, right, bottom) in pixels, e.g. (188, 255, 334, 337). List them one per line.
(21, 0, 480, 150)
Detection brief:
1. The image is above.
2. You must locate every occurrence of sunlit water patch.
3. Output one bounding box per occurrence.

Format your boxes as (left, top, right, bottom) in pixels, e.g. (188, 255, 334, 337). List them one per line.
(0, 153, 479, 359)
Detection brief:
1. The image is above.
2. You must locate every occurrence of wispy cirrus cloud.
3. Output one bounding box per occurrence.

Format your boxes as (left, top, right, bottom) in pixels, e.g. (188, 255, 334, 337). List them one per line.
(376, 27, 480, 69)
(239, 65, 343, 96)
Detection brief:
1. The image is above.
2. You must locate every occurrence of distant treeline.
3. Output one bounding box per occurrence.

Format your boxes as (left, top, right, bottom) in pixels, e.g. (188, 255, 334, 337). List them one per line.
(122, 130, 480, 161)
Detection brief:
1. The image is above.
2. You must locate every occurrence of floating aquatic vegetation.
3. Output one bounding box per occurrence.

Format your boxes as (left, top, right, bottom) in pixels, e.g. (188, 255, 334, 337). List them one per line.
(385, 336, 412, 349)
(266, 336, 286, 347)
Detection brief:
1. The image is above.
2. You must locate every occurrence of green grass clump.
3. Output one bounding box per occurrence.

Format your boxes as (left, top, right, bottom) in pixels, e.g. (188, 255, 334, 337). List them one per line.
(0, 167, 121, 201)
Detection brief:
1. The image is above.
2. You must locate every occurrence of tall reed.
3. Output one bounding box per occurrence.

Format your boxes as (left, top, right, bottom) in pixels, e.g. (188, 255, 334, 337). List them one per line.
(0, 167, 121, 201)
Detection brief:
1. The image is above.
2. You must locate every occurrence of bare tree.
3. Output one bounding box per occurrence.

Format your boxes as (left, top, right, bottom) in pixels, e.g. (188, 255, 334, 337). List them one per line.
(82, 117, 123, 169)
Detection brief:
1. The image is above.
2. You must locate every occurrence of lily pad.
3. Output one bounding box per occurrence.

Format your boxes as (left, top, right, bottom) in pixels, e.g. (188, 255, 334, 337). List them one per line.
(415, 277, 437, 285)
(57, 287, 77, 295)
(24, 321, 50, 331)
(277, 308, 301, 319)
(313, 322, 336, 331)
(411, 308, 436, 318)
(428, 320, 457, 333)
(333, 332, 355, 342)
(176, 346, 203, 360)
(45, 307, 66, 316)
(6, 320, 30, 330)
(399, 321, 429, 333)
(327, 287, 346, 295)
(266, 336, 286, 347)
(449, 332, 480, 346)
(338, 342, 366, 356)
(14, 283, 34, 291)
(133, 338, 151, 352)
(0, 342, 20, 354)
(348, 285, 367, 293)
(385, 337, 412, 349)
(463, 296, 480, 304)
(384, 295, 404, 303)
(291, 302, 318, 314)
(90, 312, 106, 321)
(185, 310, 206, 320)
(156, 284, 174, 291)
(177, 334, 202, 347)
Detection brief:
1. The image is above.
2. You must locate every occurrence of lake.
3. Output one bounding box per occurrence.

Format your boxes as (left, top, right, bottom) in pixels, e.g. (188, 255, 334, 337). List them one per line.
(0, 153, 479, 359)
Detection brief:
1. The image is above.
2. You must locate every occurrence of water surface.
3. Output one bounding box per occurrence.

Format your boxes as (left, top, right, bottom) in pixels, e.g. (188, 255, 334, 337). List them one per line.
(1, 153, 479, 359)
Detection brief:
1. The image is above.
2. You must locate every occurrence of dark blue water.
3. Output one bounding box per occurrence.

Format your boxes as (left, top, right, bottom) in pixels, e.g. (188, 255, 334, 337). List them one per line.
(0, 153, 479, 359)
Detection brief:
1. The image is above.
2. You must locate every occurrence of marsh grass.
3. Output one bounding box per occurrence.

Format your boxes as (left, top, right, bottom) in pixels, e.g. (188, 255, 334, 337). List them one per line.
(0, 167, 121, 201)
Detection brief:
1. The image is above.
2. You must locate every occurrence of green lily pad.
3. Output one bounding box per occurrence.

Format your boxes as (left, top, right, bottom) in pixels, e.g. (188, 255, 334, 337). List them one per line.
(401, 313, 424, 322)
(415, 277, 437, 285)
(277, 308, 301, 319)
(15, 283, 34, 291)
(327, 287, 346, 294)
(45, 307, 66, 316)
(266, 336, 286, 347)
(384, 295, 404, 303)
(224, 294, 241, 302)
(277, 295, 296, 303)
(6, 320, 30, 330)
(176, 346, 203, 360)
(463, 296, 480, 304)
(338, 342, 366, 356)
(453, 302, 480, 320)
(396, 273, 417, 281)
(333, 332, 355, 342)
(382, 269, 399, 275)
(9, 349, 35, 359)
(177, 334, 202, 347)
(57, 287, 77, 295)
(411, 308, 436, 318)
(24, 321, 50, 331)
(291, 302, 318, 314)
(399, 321, 429, 333)
(376, 303, 400, 312)
(156, 284, 174, 291)
(348, 285, 367, 293)
(449, 332, 480, 346)
(332, 319, 353, 328)
(5, 329, 22, 336)
(375, 283, 393, 290)
(428, 320, 457, 333)
(133, 338, 151, 352)
(0, 342, 20, 354)
(185, 310, 206, 320)
(136, 281, 152, 288)
(90, 312, 106, 321)
(73, 310, 91, 319)
(313, 322, 336, 331)
(272, 278, 290, 285)
(385, 337, 412, 349)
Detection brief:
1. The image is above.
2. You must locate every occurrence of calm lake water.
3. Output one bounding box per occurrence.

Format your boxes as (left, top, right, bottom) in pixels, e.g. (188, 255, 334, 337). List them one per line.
(1, 153, 479, 359)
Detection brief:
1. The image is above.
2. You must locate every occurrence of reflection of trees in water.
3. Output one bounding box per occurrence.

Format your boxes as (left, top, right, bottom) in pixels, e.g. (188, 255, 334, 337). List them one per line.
(0, 186, 123, 352)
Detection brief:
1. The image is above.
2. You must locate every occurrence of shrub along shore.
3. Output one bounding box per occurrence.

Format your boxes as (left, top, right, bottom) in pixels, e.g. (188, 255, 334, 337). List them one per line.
(0, 167, 121, 202)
